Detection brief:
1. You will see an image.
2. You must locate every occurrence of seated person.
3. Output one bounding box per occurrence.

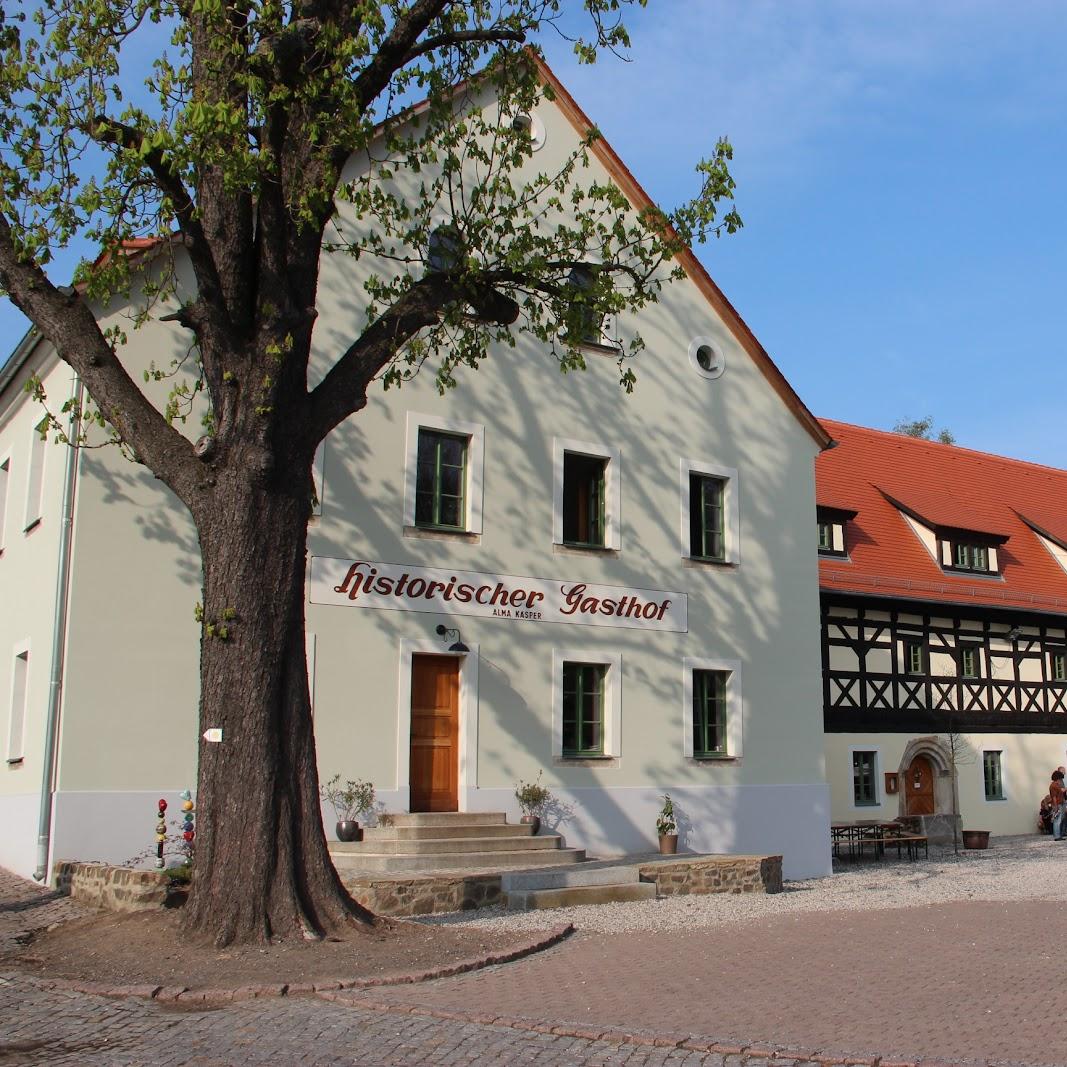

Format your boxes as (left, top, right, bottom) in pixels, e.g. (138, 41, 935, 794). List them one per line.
(1040, 795, 1053, 834)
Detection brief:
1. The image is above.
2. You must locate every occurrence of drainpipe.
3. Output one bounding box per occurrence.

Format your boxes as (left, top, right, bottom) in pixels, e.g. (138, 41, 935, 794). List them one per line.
(32, 372, 82, 883)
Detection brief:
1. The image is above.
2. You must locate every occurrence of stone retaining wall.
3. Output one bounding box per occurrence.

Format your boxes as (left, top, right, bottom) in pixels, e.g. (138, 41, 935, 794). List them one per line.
(53, 861, 184, 912)
(343, 873, 501, 917)
(638, 855, 782, 896)
(52, 854, 781, 919)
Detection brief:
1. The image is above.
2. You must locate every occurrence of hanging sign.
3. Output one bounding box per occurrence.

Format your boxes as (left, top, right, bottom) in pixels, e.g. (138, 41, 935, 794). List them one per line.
(309, 556, 687, 633)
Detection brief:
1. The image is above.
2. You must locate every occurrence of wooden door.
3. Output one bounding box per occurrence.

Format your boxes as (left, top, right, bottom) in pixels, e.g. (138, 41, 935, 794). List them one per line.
(904, 755, 936, 816)
(409, 654, 459, 812)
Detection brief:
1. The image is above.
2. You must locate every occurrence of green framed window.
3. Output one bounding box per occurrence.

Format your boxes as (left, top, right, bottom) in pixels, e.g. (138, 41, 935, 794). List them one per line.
(951, 542, 991, 573)
(817, 521, 833, 552)
(692, 669, 727, 757)
(960, 645, 979, 679)
(852, 750, 877, 806)
(562, 662, 606, 757)
(905, 640, 924, 675)
(563, 453, 607, 547)
(983, 751, 1004, 801)
(1052, 651, 1066, 683)
(415, 430, 467, 530)
(689, 474, 725, 561)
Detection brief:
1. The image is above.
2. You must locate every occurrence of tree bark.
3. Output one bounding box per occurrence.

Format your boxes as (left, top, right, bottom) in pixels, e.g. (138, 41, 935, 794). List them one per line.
(182, 452, 373, 946)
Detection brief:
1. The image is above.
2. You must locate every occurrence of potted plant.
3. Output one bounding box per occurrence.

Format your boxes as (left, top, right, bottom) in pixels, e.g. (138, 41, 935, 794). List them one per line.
(515, 771, 552, 835)
(961, 829, 991, 850)
(656, 793, 678, 854)
(320, 775, 375, 842)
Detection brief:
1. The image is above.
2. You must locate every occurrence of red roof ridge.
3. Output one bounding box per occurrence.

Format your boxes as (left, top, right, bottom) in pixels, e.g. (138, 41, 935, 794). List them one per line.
(819, 417, 1067, 479)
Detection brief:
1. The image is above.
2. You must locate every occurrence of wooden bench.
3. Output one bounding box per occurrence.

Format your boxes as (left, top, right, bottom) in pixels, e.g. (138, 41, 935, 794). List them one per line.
(883, 832, 928, 861)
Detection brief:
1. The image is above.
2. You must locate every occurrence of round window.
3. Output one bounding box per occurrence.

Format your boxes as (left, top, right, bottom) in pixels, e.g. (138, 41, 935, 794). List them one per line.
(508, 111, 546, 151)
(688, 337, 725, 380)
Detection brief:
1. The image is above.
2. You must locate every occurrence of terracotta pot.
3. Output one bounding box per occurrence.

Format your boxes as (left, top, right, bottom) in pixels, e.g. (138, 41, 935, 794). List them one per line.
(520, 814, 541, 835)
(658, 833, 678, 855)
(336, 819, 361, 842)
(961, 829, 990, 850)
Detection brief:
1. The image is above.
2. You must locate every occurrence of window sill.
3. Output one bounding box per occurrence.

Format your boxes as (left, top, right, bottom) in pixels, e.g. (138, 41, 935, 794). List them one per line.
(554, 755, 620, 768)
(941, 567, 1004, 581)
(6, 757, 24, 767)
(983, 796, 1007, 803)
(404, 525, 480, 544)
(682, 555, 737, 570)
(687, 754, 740, 765)
(23, 517, 41, 534)
(575, 340, 623, 357)
(553, 542, 620, 559)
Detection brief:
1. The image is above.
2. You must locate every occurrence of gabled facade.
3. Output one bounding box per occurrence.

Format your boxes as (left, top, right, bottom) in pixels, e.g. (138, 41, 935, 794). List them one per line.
(0, 60, 834, 884)
(817, 419, 1067, 838)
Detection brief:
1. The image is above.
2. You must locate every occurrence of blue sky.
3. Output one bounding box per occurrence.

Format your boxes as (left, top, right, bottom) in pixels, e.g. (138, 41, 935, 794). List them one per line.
(3, 1, 1064, 466)
(539, 0, 1067, 466)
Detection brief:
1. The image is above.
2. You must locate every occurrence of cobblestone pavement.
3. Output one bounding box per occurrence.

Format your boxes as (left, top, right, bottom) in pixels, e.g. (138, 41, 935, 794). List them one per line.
(338, 900, 1067, 1067)
(3, 868, 1066, 1065)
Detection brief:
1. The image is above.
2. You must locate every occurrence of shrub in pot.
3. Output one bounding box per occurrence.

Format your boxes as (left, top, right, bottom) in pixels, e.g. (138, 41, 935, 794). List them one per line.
(320, 775, 375, 841)
(656, 793, 678, 854)
(515, 771, 552, 835)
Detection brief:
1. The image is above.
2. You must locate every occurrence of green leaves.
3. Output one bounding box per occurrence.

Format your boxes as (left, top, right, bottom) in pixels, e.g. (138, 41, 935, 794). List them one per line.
(1, 0, 742, 463)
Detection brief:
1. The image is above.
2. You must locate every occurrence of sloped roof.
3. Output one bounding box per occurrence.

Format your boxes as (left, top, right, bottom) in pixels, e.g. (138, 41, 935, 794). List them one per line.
(530, 55, 830, 451)
(817, 418, 1067, 614)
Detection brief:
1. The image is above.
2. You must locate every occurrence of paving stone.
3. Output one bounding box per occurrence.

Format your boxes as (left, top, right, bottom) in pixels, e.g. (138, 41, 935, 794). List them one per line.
(0, 866, 1061, 1066)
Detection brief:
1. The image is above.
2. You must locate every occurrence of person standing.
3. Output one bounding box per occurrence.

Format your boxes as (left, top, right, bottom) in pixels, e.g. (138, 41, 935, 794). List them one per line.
(1050, 770, 1066, 841)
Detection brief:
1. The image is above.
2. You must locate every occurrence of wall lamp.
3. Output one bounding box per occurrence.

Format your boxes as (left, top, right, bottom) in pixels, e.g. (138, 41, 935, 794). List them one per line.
(1007, 626, 1023, 642)
(435, 624, 469, 653)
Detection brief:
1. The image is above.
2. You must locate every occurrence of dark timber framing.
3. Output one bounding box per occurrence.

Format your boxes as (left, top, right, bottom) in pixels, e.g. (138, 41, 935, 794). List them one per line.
(822, 593, 1067, 733)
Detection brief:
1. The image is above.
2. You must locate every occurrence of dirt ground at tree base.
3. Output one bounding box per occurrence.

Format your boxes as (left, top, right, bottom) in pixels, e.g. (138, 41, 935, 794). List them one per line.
(3, 906, 535, 990)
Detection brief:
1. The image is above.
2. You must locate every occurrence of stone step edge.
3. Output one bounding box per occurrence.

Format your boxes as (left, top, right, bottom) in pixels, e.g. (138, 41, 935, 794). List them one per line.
(330, 849, 587, 871)
(504, 881, 657, 911)
(331, 835, 563, 855)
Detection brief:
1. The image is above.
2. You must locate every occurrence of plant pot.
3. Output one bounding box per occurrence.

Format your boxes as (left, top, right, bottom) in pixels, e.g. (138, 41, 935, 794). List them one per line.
(520, 814, 541, 835)
(961, 829, 990, 850)
(336, 819, 361, 842)
(658, 833, 678, 855)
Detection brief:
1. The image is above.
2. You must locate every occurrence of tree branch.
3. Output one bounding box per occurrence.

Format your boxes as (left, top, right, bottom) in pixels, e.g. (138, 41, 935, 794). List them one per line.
(89, 115, 227, 319)
(307, 272, 518, 442)
(400, 27, 526, 67)
(0, 212, 202, 505)
(350, 0, 453, 111)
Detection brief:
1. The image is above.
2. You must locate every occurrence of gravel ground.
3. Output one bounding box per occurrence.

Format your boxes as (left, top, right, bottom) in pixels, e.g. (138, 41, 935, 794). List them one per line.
(425, 833, 1067, 933)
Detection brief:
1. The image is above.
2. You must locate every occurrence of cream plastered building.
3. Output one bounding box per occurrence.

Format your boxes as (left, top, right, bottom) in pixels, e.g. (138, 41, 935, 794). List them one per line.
(0, 59, 834, 883)
(817, 420, 1067, 841)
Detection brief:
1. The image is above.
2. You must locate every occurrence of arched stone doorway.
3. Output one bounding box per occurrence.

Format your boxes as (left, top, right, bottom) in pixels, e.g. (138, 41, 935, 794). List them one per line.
(897, 737, 961, 844)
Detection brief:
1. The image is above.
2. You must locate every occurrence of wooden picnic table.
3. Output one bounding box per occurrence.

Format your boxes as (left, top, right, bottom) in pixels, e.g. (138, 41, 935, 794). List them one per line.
(831, 820, 929, 862)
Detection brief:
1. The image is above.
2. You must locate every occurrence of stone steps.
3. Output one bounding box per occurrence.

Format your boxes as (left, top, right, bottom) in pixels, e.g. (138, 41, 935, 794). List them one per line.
(329, 811, 585, 875)
(334, 834, 560, 856)
(333, 848, 587, 873)
(502, 861, 657, 911)
(505, 881, 657, 912)
(360, 822, 534, 842)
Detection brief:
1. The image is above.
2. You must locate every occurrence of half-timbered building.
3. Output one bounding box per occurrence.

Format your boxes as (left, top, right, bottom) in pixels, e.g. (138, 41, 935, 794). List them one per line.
(817, 419, 1067, 841)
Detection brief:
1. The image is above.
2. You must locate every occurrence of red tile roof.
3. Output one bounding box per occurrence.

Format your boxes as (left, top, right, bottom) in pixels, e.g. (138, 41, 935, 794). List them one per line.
(816, 419, 1067, 615)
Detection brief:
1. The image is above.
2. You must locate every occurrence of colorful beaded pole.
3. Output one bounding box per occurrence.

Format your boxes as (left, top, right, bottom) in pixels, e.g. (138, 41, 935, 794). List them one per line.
(180, 789, 195, 859)
(156, 798, 167, 868)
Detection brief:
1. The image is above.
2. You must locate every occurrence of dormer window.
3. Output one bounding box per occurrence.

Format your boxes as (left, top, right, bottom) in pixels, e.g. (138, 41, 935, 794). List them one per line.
(816, 507, 853, 557)
(942, 537, 999, 575)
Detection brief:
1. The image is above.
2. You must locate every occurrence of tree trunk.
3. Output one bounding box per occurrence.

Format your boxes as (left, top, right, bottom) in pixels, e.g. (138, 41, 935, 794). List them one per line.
(182, 457, 374, 946)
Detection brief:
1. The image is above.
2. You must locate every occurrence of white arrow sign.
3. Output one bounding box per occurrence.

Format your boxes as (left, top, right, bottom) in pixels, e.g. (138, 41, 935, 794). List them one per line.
(203, 728, 223, 743)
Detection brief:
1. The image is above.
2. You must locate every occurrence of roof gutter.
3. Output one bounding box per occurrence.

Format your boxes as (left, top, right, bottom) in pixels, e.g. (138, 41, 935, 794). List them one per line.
(32, 370, 81, 883)
(0, 326, 41, 406)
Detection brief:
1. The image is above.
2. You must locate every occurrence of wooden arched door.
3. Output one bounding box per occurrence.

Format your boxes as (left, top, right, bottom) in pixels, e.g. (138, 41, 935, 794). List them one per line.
(904, 755, 936, 816)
